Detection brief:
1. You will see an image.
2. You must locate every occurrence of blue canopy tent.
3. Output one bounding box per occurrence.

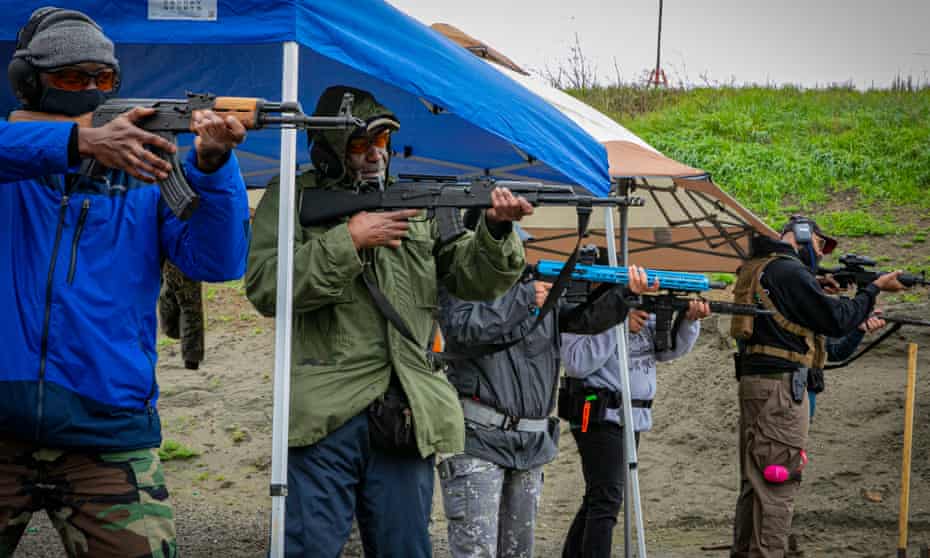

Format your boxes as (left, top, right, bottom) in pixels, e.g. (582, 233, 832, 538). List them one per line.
(0, 2, 610, 193)
(0, 2, 612, 554)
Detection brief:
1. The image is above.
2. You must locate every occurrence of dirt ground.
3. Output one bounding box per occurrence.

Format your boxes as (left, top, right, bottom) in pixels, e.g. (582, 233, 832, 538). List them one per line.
(13, 278, 930, 557)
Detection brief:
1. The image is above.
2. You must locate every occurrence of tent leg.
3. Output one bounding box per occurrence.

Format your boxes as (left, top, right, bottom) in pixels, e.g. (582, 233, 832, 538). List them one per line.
(269, 40, 300, 558)
(605, 182, 648, 558)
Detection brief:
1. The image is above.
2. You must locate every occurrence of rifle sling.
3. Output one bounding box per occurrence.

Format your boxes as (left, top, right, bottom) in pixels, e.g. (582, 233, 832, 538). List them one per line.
(437, 207, 591, 361)
(360, 207, 594, 360)
(361, 266, 419, 344)
(823, 322, 903, 370)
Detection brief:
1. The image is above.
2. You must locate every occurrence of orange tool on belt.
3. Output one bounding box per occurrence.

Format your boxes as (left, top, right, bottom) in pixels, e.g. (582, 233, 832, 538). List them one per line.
(581, 394, 597, 433)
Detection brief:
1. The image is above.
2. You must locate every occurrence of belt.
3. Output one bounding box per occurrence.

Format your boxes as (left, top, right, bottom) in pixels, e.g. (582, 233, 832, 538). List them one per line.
(628, 399, 653, 409)
(461, 398, 550, 433)
(603, 399, 653, 409)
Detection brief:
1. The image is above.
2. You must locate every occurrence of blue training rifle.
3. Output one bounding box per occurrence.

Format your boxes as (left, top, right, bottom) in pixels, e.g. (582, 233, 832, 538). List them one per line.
(533, 260, 772, 352)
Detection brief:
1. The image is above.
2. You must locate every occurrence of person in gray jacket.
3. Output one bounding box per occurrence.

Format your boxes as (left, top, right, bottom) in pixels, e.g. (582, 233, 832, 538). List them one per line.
(437, 223, 655, 558)
(560, 303, 709, 558)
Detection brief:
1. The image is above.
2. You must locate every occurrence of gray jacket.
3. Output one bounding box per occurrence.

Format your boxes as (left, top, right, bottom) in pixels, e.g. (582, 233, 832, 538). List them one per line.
(561, 315, 700, 432)
(438, 277, 631, 470)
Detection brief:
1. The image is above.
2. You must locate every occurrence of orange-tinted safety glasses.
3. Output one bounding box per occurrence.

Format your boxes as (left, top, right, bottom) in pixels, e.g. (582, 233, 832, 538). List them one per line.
(46, 67, 117, 92)
(346, 130, 391, 155)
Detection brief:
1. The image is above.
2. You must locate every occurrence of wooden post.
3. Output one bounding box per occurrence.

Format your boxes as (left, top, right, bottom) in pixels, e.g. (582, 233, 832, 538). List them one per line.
(897, 343, 919, 558)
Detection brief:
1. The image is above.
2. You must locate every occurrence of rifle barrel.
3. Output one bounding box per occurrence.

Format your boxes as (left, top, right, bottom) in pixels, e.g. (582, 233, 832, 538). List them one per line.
(262, 114, 365, 129)
(883, 316, 930, 327)
(623, 296, 772, 316)
(535, 193, 644, 207)
(709, 301, 773, 316)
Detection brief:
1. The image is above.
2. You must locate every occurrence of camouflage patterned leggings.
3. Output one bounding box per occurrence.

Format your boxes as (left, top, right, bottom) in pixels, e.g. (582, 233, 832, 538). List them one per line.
(439, 454, 543, 558)
(0, 438, 177, 558)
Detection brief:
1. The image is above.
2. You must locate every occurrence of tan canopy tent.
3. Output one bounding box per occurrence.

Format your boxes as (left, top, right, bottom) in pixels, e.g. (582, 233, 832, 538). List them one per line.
(433, 23, 776, 272)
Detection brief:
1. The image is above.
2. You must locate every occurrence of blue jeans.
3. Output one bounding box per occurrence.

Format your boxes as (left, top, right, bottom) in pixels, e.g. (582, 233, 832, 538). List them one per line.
(284, 412, 435, 558)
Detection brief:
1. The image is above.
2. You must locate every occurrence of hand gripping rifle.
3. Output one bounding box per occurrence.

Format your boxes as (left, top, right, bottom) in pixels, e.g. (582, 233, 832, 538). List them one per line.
(10, 92, 364, 220)
(818, 254, 930, 290)
(533, 260, 773, 352)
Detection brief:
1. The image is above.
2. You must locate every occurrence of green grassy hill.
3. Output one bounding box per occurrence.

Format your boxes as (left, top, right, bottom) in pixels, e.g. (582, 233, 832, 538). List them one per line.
(570, 86, 930, 238)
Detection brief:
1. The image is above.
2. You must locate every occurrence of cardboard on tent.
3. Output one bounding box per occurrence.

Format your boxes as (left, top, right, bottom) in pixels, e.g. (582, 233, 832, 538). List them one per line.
(435, 23, 777, 273)
(0, 3, 619, 555)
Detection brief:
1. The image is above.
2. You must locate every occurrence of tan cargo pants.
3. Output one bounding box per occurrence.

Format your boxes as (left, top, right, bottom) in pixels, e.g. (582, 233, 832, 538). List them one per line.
(731, 374, 809, 558)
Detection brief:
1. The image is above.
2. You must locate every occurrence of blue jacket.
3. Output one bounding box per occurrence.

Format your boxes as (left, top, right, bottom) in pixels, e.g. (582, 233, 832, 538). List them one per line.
(0, 121, 250, 451)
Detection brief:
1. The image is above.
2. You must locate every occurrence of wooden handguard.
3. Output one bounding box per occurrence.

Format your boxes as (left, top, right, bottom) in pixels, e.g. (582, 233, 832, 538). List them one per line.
(212, 97, 261, 129)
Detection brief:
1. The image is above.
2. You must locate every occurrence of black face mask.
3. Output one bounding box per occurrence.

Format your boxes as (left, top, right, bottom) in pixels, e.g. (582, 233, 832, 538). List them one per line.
(37, 87, 106, 117)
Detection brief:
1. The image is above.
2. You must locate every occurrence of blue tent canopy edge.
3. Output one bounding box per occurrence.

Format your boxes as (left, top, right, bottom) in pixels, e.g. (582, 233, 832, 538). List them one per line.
(0, 0, 611, 196)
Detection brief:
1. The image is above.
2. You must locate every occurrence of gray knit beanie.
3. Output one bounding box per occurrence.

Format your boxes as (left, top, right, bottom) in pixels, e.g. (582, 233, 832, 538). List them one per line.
(15, 7, 118, 70)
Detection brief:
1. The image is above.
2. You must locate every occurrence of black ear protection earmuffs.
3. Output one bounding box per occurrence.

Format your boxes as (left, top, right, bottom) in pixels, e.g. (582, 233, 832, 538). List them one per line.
(787, 215, 818, 272)
(8, 8, 121, 109)
(790, 217, 814, 245)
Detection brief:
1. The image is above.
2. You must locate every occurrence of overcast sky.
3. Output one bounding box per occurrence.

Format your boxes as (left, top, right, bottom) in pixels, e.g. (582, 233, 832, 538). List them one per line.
(389, 0, 930, 89)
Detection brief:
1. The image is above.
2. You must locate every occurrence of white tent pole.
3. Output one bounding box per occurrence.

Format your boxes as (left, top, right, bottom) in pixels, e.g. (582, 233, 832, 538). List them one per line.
(620, 185, 633, 558)
(269, 40, 299, 558)
(605, 183, 648, 558)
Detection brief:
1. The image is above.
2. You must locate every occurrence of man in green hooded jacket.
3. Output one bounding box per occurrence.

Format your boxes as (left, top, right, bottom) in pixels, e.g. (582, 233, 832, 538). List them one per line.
(246, 86, 532, 557)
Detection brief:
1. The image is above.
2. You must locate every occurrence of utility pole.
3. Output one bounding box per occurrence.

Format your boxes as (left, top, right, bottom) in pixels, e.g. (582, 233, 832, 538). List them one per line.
(647, 0, 668, 87)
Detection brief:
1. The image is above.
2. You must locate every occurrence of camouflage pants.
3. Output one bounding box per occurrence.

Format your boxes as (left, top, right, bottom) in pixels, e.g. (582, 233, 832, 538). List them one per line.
(439, 454, 543, 558)
(159, 260, 204, 369)
(0, 438, 177, 558)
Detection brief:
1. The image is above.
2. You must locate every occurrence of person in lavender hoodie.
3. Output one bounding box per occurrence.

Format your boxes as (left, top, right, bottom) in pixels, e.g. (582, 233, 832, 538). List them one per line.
(559, 302, 710, 558)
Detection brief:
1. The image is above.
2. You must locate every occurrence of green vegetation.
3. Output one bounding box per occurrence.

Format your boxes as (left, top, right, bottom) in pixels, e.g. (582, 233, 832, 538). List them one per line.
(815, 210, 899, 237)
(169, 415, 193, 435)
(157, 337, 177, 348)
(230, 428, 247, 444)
(571, 86, 930, 234)
(159, 439, 199, 461)
(238, 311, 256, 322)
(224, 279, 246, 293)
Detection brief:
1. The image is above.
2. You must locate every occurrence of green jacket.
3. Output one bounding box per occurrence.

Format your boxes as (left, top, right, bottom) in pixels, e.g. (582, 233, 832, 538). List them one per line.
(245, 87, 525, 455)
(246, 176, 524, 454)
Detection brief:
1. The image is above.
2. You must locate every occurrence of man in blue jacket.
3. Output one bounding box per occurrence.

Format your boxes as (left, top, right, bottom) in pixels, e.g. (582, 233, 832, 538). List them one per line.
(0, 7, 250, 558)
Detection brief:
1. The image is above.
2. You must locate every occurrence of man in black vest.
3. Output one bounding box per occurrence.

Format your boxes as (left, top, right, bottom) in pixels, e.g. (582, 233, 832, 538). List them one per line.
(729, 215, 904, 558)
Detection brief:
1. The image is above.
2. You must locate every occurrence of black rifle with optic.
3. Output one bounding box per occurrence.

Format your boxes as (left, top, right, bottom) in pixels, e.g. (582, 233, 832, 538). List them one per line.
(818, 254, 930, 289)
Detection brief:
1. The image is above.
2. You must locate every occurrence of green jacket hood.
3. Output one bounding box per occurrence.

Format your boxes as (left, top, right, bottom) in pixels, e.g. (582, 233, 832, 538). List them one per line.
(308, 85, 399, 189)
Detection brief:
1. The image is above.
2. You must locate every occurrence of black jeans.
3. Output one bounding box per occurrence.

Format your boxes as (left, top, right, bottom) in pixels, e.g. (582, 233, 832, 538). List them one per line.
(562, 422, 640, 558)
